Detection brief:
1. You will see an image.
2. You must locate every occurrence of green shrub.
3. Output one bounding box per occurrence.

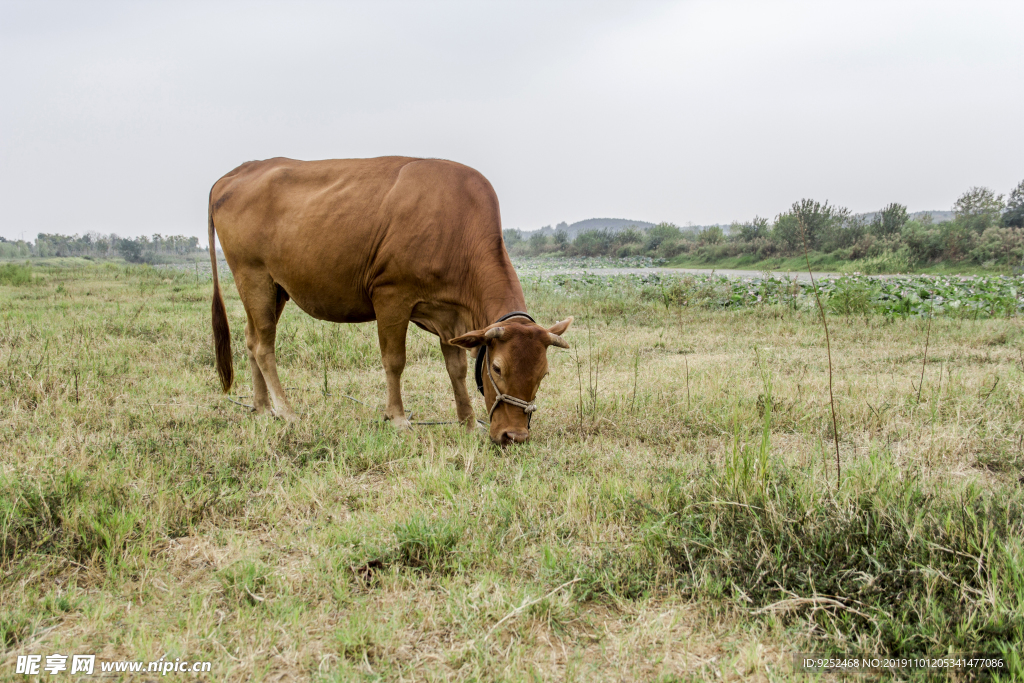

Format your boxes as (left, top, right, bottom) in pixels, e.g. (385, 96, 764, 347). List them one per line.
(657, 239, 688, 258)
(901, 220, 943, 264)
(528, 231, 549, 255)
(870, 203, 909, 237)
(697, 225, 724, 245)
(0, 263, 33, 286)
(774, 199, 850, 252)
(571, 230, 613, 257)
(644, 223, 683, 252)
(969, 227, 1024, 265)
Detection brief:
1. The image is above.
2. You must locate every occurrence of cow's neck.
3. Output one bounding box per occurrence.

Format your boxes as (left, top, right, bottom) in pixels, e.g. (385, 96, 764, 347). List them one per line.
(475, 259, 527, 329)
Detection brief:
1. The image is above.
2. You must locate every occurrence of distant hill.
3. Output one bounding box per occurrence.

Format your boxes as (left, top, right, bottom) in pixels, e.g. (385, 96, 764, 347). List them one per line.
(854, 210, 955, 224)
(525, 218, 657, 239)
(910, 210, 955, 223)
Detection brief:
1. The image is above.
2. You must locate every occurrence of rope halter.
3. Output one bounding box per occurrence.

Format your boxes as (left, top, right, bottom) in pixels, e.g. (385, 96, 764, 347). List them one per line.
(483, 344, 538, 422)
(474, 311, 538, 426)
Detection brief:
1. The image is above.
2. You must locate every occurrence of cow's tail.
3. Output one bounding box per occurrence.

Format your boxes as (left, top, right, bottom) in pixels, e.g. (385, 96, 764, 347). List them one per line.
(209, 194, 233, 392)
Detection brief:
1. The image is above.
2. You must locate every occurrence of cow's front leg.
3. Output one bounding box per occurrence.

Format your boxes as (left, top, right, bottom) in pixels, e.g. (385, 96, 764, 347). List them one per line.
(440, 341, 476, 430)
(376, 317, 411, 430)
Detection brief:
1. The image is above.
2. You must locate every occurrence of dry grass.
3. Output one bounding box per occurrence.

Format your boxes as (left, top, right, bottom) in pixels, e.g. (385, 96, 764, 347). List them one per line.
(1, 260, 1022, 681)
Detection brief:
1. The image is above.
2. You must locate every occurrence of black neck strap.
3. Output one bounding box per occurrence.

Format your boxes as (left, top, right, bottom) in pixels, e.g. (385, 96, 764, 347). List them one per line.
(474, 311, 534, 396)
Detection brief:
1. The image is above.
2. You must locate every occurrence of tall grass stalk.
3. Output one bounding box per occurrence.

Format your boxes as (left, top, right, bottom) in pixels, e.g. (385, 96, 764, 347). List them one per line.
(800, 217, 841, 488)
(630, 346, 640, 414)
(588, 319, 599, 421)
(916, 293, 934, 405)
(684, 352, 690, 412)
(573, 346, 584, 432)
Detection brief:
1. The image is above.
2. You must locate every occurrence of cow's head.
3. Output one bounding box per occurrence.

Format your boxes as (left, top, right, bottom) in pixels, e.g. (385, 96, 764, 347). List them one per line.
(450, 317, 573, 446)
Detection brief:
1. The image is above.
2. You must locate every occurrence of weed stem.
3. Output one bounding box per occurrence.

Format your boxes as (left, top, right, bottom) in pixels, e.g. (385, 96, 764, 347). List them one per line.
(801, 219, 841, 489)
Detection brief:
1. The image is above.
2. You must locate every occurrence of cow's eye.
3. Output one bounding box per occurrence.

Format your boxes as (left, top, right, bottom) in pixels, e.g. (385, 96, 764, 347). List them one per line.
(492, 364, 501, 376)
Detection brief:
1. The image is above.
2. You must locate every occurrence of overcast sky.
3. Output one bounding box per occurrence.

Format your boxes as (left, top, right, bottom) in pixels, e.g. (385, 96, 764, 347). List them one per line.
(1, 1, 1022, 244)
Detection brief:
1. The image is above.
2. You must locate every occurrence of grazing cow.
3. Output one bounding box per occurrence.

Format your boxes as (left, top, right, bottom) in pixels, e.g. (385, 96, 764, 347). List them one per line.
(208, 156, 572, 445)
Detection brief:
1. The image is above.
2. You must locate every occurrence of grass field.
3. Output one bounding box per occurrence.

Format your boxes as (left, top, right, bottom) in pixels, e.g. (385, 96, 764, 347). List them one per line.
(2, 260, 1023, 681)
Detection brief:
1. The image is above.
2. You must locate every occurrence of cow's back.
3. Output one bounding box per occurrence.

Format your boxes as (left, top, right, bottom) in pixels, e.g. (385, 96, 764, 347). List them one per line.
(210, 157, 515, 326)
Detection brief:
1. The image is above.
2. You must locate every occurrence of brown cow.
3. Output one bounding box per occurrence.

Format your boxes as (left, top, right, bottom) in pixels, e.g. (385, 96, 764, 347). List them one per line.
(208, 156, 572, 445)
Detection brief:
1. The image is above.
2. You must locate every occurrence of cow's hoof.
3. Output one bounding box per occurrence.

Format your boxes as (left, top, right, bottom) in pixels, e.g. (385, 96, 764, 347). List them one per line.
(388, 416, 412, 431)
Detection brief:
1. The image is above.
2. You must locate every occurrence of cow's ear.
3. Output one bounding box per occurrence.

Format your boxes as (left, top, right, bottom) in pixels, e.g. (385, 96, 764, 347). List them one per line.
(548, 316, 573, 336)
(449, 330, 487, 349)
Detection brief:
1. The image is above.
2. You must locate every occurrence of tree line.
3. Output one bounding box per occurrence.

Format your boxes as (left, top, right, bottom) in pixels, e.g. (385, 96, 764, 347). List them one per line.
(504, 181, 1024, 270)
(0, 233, 203, 263)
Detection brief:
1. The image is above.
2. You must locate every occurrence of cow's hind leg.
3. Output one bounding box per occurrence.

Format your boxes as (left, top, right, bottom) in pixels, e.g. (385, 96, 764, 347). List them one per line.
(440, 341, 475, 430)
(376, 316, 411, 430)
(236, 271, 297, 421)
(244, 313, 272, 413)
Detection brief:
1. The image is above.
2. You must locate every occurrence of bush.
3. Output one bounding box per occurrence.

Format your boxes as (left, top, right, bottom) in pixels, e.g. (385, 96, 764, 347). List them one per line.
(772, 199, 851, 252)
(657, 239, 688, 259)
(0, 263, 33, 286)
(969, 227, 1024, 265)
(644, 223, 683, 252)
(846, 234, 876, 260)
(954, 186, 1004, 234)
(1005, 180, 1024, 228)
(820, 217, 867, 253)
(527, 232, 551, 256)
(901, 220, 943, 264)
(117, 238, 146, 263)
(693, 242, 746, 261)
(750, 237, 778, 259)
(870, 203, 909, 237)
(615, 228, 644, 248)
(734, 217, 770, 242)
(697, 225, 724, 245)
(940, 221, 977, 261)
(572, 230, 613, 257)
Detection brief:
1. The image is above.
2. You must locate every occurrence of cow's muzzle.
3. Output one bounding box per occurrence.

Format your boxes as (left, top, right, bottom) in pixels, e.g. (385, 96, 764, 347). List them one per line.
(495, 429, 530, 446)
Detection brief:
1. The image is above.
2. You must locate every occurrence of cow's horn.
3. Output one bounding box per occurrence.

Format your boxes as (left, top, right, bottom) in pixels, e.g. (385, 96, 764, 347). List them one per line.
(548, 333, 569, 349)
(485, 326, 505, 341)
